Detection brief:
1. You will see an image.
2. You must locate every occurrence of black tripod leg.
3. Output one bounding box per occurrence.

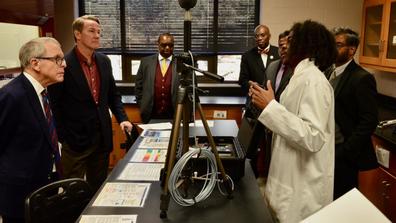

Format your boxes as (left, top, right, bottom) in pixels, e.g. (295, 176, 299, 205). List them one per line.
(195, 102, 234, 196)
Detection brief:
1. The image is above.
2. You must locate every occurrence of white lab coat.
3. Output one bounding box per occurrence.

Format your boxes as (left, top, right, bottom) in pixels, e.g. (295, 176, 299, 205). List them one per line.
(258, 58, 335, 223)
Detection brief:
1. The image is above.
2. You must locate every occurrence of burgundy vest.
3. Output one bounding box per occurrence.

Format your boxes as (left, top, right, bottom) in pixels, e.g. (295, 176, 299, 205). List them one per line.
(153, 61, 173, 118)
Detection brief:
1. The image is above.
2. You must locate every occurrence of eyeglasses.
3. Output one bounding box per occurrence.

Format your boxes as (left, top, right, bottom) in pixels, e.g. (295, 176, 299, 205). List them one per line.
(336, 43, 348, 48)
(36, 56, 65, 66)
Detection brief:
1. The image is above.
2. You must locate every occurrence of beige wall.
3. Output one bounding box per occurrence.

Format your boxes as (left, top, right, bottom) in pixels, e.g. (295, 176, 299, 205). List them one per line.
(54, 0, 78, 53)
(260, 0, 396, 98)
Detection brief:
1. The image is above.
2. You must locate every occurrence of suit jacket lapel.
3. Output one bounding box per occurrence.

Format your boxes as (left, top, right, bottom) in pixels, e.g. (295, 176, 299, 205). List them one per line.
(148, 55, 157, 97)
(254, 51, 266, 73)
(21, 75, 52, 148)
(277, 66, 293, 93)
(68, 50, 93, 98)
(267, 60, 280, 88)
(266, 46, 279, 67)
(334, 60, 356, 98)
(95, 53, 108, 104)
(171, 57, 178, 96)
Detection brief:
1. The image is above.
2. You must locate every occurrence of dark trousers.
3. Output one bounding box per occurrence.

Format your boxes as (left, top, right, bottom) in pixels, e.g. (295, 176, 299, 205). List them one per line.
(334, 143, 358, 199)
(61, 132, 109, 193)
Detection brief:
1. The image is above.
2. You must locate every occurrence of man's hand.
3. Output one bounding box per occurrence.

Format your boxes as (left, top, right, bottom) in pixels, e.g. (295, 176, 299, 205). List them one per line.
(120, 121, 133, 133)
(249, 80, 275, 110)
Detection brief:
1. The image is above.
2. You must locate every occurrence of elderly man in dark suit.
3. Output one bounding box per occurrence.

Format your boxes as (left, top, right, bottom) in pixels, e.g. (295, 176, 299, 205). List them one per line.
(331, 27, 379, 199)
(135, 33, 180, 123)
(0, 37, 66, 223)
(48, 15, 132, 193)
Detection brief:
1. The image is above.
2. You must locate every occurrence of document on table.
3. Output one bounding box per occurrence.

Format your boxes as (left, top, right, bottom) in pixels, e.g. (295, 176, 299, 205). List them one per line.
(92, 182, 150, 207)
(141, 129, 171, 138)
(138, 137, 169, 149)
(138, 122, 173, 130)
(130, 149, 167, 163)
(79, 214, 137, 223)
(117, 163, 163, 181)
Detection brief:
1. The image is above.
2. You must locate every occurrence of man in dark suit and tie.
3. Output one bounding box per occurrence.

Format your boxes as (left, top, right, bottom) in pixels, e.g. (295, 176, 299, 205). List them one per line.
(0, 37, 66, 223)
(135, 33, 180, 123)
(255, 30, 293, 179)
(48, 15, 132, 193)
(331, 27, 379, 199)
(265, 30, 293, 101)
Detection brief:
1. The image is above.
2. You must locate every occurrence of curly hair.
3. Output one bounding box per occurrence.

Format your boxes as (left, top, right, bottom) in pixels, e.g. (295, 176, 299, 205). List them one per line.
(287, 20, 337, 72)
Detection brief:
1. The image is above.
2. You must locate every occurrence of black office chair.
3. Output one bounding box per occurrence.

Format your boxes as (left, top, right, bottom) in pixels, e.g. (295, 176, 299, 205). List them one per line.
(25, 178, 93, 223)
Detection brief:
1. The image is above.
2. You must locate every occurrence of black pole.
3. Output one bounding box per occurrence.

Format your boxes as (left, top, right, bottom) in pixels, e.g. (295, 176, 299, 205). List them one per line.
(184, 10, 192, 52)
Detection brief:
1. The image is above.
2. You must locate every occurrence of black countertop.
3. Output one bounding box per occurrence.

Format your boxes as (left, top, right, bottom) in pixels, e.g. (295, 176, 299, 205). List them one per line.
(80, 120, 274, 223)
(374, 94, 396, 145)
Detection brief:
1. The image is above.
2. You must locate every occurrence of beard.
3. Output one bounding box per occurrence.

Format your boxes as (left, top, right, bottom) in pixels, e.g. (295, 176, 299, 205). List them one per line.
(336, 50, 349, 66)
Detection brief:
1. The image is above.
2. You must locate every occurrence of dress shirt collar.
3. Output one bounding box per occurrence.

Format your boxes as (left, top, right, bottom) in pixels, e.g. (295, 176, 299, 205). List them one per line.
(23, 71, 45, 96)
(75, 46, 96, 66)
(334, 59, 352, 77)
(158, 54, 173, 62)
(258, 44, 270, 54)
(23, 71, 45, 112)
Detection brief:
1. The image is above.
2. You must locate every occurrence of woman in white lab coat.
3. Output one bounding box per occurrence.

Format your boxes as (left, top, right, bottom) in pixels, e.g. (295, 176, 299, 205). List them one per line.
(249, 20, 338, 223)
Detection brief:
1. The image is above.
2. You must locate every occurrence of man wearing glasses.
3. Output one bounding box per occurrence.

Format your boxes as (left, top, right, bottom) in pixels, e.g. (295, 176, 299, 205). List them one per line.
(135, 33, 180, 123)
(0, 37, 65, 223)
(331, 27, 378, 199)
(48, 15, 132, 193)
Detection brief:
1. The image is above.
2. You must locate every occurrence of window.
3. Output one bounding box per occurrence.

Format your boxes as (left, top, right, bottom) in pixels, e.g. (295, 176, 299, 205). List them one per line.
(80, 0, 258, 82)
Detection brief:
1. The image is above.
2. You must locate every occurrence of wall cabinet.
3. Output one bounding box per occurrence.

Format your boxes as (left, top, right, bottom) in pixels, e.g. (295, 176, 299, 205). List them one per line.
(360, 0, 396, 72)
(359, 135, 396, 222)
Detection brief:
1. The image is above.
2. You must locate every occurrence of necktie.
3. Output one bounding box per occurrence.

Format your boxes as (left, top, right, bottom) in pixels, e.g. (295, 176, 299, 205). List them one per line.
(161, 58, 168, 76)
(41, 90, 63, 178)
(258, 47, 269, 54)
(275, 64, 285, 92)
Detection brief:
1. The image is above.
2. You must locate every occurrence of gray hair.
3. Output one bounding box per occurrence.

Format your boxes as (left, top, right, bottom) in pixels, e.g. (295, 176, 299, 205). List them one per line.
(332, 27, 360, 48)
(19, 37, 61, 69)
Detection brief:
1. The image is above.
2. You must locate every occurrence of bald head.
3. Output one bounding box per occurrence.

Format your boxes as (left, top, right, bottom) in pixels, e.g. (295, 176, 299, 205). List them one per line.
(254, 25, 271, 49)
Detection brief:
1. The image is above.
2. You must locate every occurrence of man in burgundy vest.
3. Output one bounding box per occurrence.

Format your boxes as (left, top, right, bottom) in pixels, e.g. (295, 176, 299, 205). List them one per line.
(135, 33, 180, 123)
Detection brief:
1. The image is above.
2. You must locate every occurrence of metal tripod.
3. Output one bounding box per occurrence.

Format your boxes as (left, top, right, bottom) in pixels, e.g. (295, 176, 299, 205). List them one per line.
(159, 83, 233, 218)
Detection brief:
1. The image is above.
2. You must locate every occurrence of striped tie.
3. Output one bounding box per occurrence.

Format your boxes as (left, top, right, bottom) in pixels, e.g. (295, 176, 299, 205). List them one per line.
(41, 89, 63, 178)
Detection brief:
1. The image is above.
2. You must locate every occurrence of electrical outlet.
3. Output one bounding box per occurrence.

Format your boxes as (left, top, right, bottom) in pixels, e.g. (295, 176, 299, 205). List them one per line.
(375, 146, 390, 168)
(213, 110, 227, 119)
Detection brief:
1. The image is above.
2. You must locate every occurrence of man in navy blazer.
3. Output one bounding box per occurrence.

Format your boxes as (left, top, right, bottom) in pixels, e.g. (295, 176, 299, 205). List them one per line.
(0, 37, 66, 223)
(48, 15, 132, 193)
(331, 27, 379, 199)
(135, 33, 180, 123)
